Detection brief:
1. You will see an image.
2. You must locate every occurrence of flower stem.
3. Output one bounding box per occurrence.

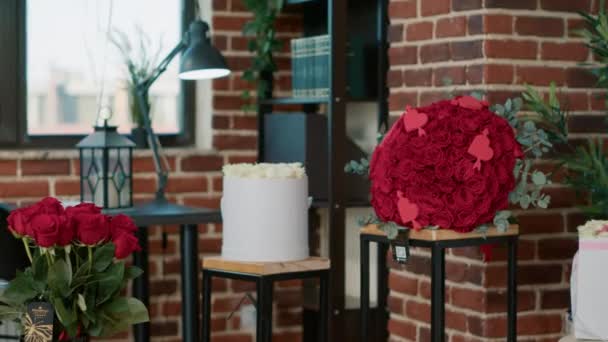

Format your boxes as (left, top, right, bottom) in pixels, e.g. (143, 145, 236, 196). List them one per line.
(21, 238, 33, 264)
(88, 247, 93, 272)
(45, 252, 52, 267)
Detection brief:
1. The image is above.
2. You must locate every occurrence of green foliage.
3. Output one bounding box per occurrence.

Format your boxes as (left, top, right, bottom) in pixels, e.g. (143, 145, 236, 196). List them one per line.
(579, 0, 608, 96)
(523, 78, 608, 218)
(0, 243, 148, 338)
(108, 27, 161, 126)
(493, 90, 562, 219)
(521, 83, 569, 144)
(357, 214, 402, 239)
(344, 157, 370, 175)
(563, 139, 608, 217)
(241, 0, 285, 111)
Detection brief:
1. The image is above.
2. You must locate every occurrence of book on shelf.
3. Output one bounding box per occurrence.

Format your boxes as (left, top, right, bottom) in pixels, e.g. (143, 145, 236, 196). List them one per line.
(290, 34, 372, 100)
(291, 34, 329, 99)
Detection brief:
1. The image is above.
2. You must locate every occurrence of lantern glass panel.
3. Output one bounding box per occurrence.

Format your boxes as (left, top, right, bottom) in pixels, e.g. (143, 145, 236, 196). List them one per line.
(106, 148, 119, 208)
(81, 149, 94, 202)
(94, 148, 104, 206)
(119, 150, 132, 207)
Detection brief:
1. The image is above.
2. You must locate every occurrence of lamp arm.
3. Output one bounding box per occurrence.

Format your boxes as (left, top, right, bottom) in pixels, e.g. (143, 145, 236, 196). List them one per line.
(135, 38, 188, 202)
(141, 38, 188, 89)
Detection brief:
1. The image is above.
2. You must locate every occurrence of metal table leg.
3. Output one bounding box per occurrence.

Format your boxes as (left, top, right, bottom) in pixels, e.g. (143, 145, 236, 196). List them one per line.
(319, 270, 329, 342)
(377, 242, 389, 342)
(430, 244, 445, 342)
(133, 226, 150, 342)
(360, 235, 370, 342)
(507, 236, 518, 342)
(181, 224, 200, 342)
(201, 270, 212, 342)
(257, 277, 273, 342)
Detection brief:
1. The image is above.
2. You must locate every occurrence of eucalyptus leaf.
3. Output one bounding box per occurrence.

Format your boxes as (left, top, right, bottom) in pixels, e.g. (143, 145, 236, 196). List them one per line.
(509, 191, 520, 204)
(519, 195, 532, 209)
(532, 171, 547, 185)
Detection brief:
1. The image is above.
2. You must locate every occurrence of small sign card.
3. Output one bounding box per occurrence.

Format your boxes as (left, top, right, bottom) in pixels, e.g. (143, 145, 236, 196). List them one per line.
(391, 229, 410, 264)
(23, 302, 54, 342)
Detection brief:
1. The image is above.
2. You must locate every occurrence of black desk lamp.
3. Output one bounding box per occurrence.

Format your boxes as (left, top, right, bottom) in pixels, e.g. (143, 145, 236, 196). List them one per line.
(135, 20, 230, 202)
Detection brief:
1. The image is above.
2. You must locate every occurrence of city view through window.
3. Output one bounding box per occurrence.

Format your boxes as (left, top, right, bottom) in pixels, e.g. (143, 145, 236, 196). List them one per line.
(27, 0, 182, 136)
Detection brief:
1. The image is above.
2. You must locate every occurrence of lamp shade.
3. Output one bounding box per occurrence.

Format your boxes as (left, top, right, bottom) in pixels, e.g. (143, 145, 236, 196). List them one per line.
(179, 20, 230, 80)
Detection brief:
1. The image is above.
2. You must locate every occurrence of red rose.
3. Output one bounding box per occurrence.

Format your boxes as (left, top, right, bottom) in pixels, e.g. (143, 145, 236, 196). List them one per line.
(30, 214, 66, 247)
(34, 197, 65, 215)
(7, 206, 37, 237)
(74, 213, 110, 245)
(112, 231, 141, 259)
(66, 203, 101, 216)
(433, 208, 454, 229)
(110, 214, 138, 239)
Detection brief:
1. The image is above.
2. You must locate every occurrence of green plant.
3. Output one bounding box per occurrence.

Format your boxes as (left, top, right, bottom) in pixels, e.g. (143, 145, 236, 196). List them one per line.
(109, 27, 163, 127)
(519, 4, 608, 219)
(579, 0, 608, 96)
(241, 0, 285, 110)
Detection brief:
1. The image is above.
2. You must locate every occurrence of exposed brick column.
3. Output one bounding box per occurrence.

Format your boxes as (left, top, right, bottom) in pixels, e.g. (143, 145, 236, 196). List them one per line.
(387, 0, 596, 341)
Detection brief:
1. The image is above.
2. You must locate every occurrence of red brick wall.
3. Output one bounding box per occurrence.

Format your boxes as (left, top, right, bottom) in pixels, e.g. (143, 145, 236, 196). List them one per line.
(387, 0, 596, 341)
(0, 1, 302, 341)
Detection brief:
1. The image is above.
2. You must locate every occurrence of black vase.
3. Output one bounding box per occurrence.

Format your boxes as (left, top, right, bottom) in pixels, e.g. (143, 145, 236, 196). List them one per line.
(131, 127, 148, 149)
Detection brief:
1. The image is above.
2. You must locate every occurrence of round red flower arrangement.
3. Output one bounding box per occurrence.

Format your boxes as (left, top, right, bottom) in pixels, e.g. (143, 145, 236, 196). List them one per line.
(370, 96, 523, 232)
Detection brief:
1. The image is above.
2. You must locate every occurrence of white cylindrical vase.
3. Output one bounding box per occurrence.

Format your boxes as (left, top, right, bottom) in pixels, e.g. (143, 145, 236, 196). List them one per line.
(221, 174, 309, 262)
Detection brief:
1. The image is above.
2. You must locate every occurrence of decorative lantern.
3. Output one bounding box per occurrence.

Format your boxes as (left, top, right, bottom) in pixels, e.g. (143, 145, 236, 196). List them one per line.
(77, 121, 135, 209)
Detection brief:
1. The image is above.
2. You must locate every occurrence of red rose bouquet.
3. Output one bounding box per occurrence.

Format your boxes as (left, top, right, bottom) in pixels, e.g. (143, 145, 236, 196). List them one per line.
(351, 94, 557, 238)
(0, 197, 147, 340)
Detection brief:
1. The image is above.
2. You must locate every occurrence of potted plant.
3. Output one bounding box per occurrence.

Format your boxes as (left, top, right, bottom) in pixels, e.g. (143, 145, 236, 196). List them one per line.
(109, 28, 163, 148)
(0, 197, 148, 341)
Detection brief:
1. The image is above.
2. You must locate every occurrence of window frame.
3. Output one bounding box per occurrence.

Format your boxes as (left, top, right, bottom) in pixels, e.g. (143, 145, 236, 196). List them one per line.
(0, 0, 195, 149)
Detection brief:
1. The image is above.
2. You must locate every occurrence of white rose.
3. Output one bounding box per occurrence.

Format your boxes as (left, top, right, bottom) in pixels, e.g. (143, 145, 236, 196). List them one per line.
(223, 162, 306, 179)
(577, 220, 608, 239)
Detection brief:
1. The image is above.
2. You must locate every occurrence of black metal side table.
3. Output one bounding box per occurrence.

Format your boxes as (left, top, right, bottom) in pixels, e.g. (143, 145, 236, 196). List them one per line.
(360, 225, 519, 342)
(201, 257, 330, 342)
(105, 200, 221, 342)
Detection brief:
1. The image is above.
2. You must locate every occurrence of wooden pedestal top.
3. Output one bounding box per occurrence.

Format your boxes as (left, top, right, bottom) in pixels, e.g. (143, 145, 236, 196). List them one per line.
(202, 257, 330, 275)
(360, 224, 519, 241)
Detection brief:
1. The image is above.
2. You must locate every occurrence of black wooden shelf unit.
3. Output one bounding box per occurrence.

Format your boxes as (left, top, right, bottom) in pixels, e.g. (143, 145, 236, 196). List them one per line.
(256, 0, 389, 341)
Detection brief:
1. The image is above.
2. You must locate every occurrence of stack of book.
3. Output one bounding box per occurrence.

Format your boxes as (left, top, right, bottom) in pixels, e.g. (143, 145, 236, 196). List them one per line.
(291, 35, 330, 98)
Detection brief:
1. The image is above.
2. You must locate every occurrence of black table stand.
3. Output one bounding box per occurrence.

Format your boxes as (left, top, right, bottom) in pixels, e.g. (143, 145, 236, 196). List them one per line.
(201, 257, 330, 342)
(106, 200, 222, 342)
(360, 225, 519, 342)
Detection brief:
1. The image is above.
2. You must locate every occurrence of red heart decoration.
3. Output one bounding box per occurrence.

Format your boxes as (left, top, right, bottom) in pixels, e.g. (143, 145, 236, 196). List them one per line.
(397, 191, 422, 230)
(467, 128, 494, 171)
(403, 105, 428, 136)
(451, 95, 488, 110)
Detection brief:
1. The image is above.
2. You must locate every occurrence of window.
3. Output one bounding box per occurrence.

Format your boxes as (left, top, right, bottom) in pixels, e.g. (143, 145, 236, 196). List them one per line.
(0, 0, 195, 148)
